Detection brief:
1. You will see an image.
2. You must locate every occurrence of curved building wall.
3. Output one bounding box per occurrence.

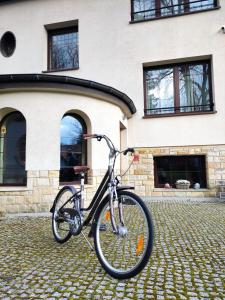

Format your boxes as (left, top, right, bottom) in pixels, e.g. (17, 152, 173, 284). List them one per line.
(0, 90, 126, 212)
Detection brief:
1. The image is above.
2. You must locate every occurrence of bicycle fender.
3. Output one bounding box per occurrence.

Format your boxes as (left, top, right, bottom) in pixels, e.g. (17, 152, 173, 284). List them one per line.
(49, 185, 77, 213)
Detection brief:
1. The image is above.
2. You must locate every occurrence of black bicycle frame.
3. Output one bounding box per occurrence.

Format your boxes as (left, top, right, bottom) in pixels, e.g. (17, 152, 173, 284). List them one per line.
(82, 169, 110, 226)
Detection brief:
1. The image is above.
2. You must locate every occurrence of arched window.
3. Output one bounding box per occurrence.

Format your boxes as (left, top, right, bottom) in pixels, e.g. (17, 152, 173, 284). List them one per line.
(0, 112, 26, 185)
(60, 114, 87, 183)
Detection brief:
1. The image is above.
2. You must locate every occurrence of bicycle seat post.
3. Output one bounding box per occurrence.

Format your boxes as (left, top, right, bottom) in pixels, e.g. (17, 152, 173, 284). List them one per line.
(80, 172, 85, 210)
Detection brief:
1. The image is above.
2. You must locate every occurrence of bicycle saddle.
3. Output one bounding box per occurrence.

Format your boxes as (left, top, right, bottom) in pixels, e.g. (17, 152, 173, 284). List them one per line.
(73, 166, 90, 174)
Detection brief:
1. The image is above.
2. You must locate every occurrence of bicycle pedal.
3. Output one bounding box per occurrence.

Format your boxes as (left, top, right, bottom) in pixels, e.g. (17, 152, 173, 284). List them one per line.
(99, 224, 107, 231)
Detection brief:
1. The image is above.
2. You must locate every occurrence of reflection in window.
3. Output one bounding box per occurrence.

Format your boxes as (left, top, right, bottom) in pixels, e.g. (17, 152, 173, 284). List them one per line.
(48, 27, 79, 71)
(179, 63, 210, 112)
(189, 0, 215, 12)
(161, 0, 185, 16)
(144, 60, 213, 115)
(132, 0, 156, 20)
(60, 114, 86, 183)
(0, 112, 26, 185)
(145, 67, 174, 114)
(154, 155, 207, 188)
(131, 0, 218, 21)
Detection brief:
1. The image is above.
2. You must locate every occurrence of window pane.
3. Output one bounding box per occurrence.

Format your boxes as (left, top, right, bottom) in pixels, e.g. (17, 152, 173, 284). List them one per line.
(189, 0, 215, 12)
(60, 115, 86, 183)
(179, 62, 211, 112)
(0, 112, 26, 185)
(161, 0, 185, 16)
(51, 30, 78, 70)
(131, 0, 216, 20)
(154, 155, 207, 188)
(132, 0, 156, 20)
(145, 68, 174, 114)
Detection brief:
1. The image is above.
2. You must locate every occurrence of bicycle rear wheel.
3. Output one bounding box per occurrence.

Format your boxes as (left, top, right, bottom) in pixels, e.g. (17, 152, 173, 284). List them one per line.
(93, 191, 154, 279)
(52, 186, 76, 243)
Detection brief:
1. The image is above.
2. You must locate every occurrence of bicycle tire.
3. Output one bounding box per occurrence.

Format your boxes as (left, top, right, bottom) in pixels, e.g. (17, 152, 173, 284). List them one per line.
(52, 185, 76, 243)
(93, 191, 154, 279)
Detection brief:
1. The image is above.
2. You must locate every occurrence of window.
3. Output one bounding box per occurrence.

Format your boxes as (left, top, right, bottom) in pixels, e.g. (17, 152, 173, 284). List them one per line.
(154, 155, 207, 188)
(144, 60, 213, 116)
(131, 0, 218, 21)
(0, 112, 26, 186)
(60, 114, 87, 183)
(48, 26, 79, 71)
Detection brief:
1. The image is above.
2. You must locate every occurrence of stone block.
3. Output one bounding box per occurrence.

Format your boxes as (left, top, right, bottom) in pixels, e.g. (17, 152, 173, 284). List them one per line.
(5, 205, 19, 213)
(48, 170, 59, 178)
(50, 178, 59, 188)
(174, 191, 186, 197)
(186, 191, 204, 197)
(28, 171, 40, 178)
(138, 149, 149, 154)
(162, 191, 176, 197)
(142, 180, 153, 186)
(40, 171, 49, 177)
(37, 178, 50, 186)
(151, 191, 163, 197)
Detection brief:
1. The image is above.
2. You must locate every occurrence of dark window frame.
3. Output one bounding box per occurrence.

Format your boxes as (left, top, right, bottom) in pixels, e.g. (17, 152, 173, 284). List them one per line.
(0, 111, 27, 187)
(47, 26, 79, 72)
(60, 113, 87, 185)
(131, 0, 220, 22)
(143, 59, 214, 117)
(154, 155, 207, 188)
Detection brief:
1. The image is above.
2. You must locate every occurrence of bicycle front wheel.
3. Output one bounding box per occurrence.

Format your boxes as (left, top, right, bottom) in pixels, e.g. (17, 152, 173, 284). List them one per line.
(93, 191, 154, 279)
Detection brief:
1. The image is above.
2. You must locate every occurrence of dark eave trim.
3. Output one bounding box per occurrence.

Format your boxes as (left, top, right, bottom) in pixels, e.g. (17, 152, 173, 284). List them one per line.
(0, 74, 136, 115)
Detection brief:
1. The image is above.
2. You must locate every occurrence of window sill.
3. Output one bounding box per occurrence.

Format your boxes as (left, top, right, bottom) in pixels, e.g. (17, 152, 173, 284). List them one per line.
(130, 6, 220, 24)
(42, 67, 79, 73)
(143, 110, 217, 119)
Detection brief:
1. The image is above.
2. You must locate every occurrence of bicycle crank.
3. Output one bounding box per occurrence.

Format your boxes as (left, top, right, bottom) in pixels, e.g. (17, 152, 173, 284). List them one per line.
(61, 208, 83, 236)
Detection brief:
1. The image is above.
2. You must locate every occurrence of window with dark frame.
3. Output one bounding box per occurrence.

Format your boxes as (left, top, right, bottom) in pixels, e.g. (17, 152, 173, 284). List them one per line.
(0, 112, 27, 186)
(60, 114, 87, 184)
(48, 26, 79, 71)
(144, 60, 214, 116)
(131, 0, 219, 21)
(154, 155, 207, 188)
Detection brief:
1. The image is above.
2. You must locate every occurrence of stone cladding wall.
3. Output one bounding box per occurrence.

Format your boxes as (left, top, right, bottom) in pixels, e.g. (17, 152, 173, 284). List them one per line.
(1, 145, 224, 213)
(122, 145, 225, 198)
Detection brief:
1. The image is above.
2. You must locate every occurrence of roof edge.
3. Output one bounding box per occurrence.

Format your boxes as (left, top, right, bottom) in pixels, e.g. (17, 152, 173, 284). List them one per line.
(0, 74, 136, 115)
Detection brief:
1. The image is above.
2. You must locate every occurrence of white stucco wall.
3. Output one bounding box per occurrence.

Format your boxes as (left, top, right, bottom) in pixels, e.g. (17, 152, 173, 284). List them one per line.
(0, 91, 124, 170)
(0, 0, 225, 148)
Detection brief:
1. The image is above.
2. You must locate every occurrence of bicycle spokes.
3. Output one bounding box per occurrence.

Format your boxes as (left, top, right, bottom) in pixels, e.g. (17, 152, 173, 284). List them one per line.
(94, 192, 153, 279)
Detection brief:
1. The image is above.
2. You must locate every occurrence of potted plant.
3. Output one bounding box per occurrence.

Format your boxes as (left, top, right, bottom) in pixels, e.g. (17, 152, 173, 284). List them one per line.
(175, 179, 190, 189)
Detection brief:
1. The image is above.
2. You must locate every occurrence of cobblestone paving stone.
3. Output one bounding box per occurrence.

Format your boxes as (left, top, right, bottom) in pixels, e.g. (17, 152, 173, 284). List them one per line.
(0, 200, 224, 299)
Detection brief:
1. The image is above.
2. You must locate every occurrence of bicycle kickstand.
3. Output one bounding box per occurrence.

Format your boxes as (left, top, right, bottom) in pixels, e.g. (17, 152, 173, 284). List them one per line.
(81, 231, 94, 251)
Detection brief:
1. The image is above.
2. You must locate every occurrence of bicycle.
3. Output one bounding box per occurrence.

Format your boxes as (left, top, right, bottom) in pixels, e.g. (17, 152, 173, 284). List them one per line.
(50, 134, 154, 279)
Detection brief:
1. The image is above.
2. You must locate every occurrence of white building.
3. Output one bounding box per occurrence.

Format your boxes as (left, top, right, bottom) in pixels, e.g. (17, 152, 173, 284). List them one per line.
(0, 0, 224, 213)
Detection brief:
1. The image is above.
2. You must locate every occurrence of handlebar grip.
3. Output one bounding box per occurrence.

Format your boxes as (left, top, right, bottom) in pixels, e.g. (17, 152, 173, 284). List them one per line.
(83, 134, 98, 140)
(123, 148, 135, 155)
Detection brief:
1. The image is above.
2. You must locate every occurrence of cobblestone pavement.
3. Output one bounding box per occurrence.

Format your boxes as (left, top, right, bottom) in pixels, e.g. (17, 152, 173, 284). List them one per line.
(0, 200, 224, 299)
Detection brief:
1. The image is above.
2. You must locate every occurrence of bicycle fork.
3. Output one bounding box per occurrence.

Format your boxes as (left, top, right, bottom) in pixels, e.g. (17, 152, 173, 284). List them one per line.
(109, 184, 126, 235)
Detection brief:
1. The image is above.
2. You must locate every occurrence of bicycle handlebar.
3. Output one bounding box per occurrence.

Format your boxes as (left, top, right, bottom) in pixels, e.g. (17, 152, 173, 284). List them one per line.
(123, 148, 135, 155)
(83, 134, 135, 157)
